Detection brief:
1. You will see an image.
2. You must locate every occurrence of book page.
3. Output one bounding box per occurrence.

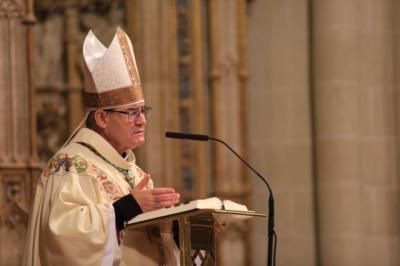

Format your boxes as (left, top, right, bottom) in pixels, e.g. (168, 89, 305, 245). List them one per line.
(222, 200, 248, 211)
(127, 197, 251, 225)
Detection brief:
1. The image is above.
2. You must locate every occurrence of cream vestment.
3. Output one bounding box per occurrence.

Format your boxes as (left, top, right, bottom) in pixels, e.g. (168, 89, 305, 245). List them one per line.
(23, 128, 179, 265)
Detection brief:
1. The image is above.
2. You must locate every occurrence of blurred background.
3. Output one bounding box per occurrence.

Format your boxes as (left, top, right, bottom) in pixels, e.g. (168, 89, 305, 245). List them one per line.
(1, 0, 399, 265)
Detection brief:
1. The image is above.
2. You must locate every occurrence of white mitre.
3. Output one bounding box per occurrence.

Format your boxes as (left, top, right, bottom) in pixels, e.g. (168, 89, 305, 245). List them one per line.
(63, 28, 144, 146)
(82, 27, 143, 110)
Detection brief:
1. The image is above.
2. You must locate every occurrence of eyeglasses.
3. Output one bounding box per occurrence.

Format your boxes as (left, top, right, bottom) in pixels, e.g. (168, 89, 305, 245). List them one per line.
(104, 106, 152, 122)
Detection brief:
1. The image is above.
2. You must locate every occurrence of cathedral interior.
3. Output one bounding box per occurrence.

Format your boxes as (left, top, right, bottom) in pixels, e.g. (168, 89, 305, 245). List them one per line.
(1, 0, 400, 265)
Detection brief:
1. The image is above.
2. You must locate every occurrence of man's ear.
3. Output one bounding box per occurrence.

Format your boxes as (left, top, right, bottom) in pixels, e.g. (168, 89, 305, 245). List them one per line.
(94, 110, 108, 128)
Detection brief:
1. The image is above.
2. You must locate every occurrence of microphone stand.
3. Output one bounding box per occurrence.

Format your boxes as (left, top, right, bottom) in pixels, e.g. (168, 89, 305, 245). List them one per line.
(165, 132, 276, 266)
(208, 137, 276, 266)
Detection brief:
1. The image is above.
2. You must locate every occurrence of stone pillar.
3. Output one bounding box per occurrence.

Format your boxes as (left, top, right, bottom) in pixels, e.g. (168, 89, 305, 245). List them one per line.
(209, 0, 244, 196)
(311, 0, 400, 265)
(358, 0, 400, 265)
(125, 1, 252, 264)
(126, 1, 182, 190)
(0, 0, 39, 265)
(65, 3, 84, 131)
(138, 1, 165, 179)
(247, 0, 316, 265)
(208, 0, 251, 265)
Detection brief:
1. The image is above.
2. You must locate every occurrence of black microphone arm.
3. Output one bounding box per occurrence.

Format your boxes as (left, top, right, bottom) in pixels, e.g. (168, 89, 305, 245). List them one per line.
(165, 131, 276, 266)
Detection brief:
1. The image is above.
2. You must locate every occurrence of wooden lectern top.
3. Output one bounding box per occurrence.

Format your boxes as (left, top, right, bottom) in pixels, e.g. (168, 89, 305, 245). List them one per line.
(126, 197, 266, 228)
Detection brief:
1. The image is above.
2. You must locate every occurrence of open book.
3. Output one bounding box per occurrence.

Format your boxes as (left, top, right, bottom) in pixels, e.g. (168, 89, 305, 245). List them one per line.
(127, 197, 254, 226)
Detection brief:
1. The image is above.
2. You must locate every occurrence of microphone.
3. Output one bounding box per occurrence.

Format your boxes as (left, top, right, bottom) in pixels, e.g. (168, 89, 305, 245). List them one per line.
(165, 131, 276, 266)
(165, 131, 209, 141)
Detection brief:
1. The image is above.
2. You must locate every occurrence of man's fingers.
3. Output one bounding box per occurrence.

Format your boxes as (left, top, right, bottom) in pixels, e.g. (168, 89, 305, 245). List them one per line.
(132, 184, 180, 212)
(158, 199, 180, 208)
(155, 193, 180, 202)
(151, 187, 176, 195)
(135, 175, 150, 190)
(158, 193, 180, 208)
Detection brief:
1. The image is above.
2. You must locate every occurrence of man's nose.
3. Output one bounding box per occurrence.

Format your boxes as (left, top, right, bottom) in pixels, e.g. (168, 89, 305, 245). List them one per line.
(135, 113, 146, 125)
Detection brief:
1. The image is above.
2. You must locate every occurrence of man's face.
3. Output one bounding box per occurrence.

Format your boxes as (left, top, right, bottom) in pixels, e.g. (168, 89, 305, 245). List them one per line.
(101, 102, 148, 154)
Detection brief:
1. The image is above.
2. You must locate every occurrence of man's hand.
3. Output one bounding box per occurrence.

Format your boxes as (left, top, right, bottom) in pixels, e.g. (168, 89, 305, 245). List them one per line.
(131, 175, 180, 212)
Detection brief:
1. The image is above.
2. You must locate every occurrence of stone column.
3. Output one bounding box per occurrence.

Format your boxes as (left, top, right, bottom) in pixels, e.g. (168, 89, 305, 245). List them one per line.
(247, 0, 316, 265)
(359, 0, 400, 265)
(311, 0, 400, 265)
(126, 1, 182, 189)
(0, 1, 39, 265)
(65, 3, 84, 131)
(209, 0, 251, 265)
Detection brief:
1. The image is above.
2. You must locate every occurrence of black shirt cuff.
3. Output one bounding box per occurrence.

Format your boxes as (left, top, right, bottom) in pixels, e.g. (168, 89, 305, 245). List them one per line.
(113, 194, 143, 231)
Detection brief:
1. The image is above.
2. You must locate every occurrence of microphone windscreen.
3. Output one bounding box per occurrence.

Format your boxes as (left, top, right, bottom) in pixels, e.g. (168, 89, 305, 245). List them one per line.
(165, 131, 209, 141)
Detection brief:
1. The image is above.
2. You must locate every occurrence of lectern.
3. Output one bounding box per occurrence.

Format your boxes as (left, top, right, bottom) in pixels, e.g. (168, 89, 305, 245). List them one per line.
(127, 201, 265, 266)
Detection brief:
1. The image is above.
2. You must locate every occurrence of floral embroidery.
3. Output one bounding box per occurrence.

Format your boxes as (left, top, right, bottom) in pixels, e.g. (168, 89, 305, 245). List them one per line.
(78, 142, 135, 189)
(54, 154, 73, 172)
(97, 176, 124, 201)
(72, 156, 88, 173)
(97, 175, 107, 181)
(102, 181, 117, 194)
(40, 152, 126, 201)
(45, 153, 89, 175)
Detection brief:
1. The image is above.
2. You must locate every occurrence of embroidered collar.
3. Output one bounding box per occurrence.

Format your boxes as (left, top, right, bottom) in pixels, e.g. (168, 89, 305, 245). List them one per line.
(77, 141, 135, 188)
(70, 128, 135, 166)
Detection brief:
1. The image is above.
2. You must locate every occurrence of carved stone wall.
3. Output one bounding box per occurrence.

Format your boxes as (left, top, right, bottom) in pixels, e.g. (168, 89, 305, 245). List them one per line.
(3, 0, 400, 265)
(34, 0, 126, 164)
(0, 0, 38, 265)
(128, 1, 252, 263)
(0, 0, 252, 265)
(0, 171, 31, 265)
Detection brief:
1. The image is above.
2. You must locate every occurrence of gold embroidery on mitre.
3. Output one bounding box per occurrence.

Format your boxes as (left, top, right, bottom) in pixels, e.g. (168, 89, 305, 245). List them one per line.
(84, 85, 144, 109)
(82, 28, 144, 109)
(116, 28, 141, 87)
